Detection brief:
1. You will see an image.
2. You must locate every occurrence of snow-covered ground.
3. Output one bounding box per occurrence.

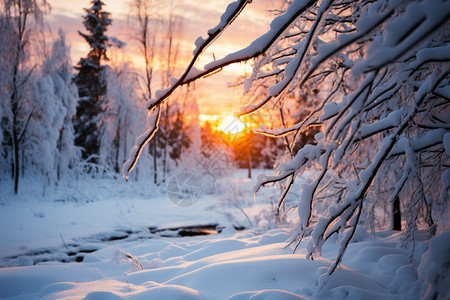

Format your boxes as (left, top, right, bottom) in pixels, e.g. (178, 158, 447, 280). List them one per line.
(0, 170, 282, 263)
(0, 170, 448, 299)
(0, 177, 224, 262)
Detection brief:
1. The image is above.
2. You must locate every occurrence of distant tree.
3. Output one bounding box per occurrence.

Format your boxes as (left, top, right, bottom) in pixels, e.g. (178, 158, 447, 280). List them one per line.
(159, 2, 185, 182)
(168, 107, 191, 165)
(73, 0, 123, 161)
(49, 30, 81, 181)
(27, 29, 80, 187)
(0, 0, 49, 193)
(0, 13, 9, 161)
(130, 0, 191, 183)
(99, 61, 143, 174)
(199, 121, 235, 185)
(0, 103, 2, 160)
(132, 0, 159, 182)
(124, 1, 449, 292)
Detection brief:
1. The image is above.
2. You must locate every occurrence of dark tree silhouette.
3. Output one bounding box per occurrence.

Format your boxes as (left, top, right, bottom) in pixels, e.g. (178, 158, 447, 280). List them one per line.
(73, 0, 122, 161)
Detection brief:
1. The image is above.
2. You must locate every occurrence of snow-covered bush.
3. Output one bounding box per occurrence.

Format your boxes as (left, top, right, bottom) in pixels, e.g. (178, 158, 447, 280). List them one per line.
(124, 0, 449, 279)
(417, 228, 450, 300)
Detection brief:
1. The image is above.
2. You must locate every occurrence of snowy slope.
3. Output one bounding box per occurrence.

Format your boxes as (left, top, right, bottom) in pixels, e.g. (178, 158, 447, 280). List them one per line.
(0, 169, 283, 265)
(0, 171, 447, 299)
(1, 226, 444, 299)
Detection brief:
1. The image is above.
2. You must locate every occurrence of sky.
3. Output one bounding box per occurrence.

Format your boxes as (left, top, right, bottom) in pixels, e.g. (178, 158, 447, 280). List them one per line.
(46, 0, 277, 116)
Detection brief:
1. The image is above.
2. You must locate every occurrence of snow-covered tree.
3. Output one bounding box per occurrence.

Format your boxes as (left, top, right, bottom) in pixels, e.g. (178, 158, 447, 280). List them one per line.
(73, 0, 123, 162)
(132, 0, 159, 183)
(49, 30, 81, 181)
(123, 0, 449, 290)
(99, 62, 144, 174)
(0, 16, 6, 170)
(26, 29, 80, 187)
(0, 0, 49, 193)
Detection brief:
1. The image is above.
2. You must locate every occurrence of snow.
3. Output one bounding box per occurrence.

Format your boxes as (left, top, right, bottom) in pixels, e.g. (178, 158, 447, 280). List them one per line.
(0, 170, 447, 299)
(146, 88, 171, 109)
(354, 0, 450, 74)
(391, 128, 447, 156)
(1, 225, 437, 299)
(1, 1, 449, 297)
(444, 133, 450, 156)
(207, 1, 240, 36)
(0, 180, 199, 261)
(360, 108, 403, 139)
(192, 0, 244, 56)
(411, 44, 450, 69)
(122, 108, 161, 179)
(185, 66, 203, 82)
(320, 102, 338, 122)
(204, 0, 315, 71)
(417, 229, 450, 300)
(193, 36, 206, 56)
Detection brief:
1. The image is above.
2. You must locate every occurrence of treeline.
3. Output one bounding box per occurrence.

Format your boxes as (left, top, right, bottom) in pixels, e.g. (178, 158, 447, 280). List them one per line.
(0, 0, 195, 194)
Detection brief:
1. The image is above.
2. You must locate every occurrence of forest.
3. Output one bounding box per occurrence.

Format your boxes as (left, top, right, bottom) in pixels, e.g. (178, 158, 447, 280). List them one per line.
(0, 0, 448, 299)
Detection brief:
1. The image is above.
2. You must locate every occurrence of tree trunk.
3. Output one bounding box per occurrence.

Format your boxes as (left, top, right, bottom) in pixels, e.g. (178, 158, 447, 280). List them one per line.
(114, 116, 121, 173)
(162, 102, 170, 183)
(392, 196, 401, 231)
(12, 127, 19, 194)
(153, 140, 157, 184)
(57, 132, 62, 182)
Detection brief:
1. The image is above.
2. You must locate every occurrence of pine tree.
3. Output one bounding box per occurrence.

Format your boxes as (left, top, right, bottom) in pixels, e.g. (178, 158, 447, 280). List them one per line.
(73, 0, 121, 161)
(168, 108, 191, 165)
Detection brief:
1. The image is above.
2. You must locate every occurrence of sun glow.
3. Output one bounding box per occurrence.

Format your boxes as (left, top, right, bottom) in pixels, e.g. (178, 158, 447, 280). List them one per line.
(217, 115, 247, 134)
(200, 114, 249, 134)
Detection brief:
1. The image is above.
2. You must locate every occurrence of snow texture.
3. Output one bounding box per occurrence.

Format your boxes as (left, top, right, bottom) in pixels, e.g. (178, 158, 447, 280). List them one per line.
(204, 0, 315, 71)
(0, 192, 438, 300)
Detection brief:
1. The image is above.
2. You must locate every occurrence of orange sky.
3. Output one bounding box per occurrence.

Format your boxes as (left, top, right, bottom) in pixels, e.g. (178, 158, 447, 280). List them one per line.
(46, 0, 276, 116)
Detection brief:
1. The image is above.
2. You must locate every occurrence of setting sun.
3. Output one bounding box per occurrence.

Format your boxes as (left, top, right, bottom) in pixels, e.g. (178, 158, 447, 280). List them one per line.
(217, 115, 247, 134)
(199, 114, 250, 134)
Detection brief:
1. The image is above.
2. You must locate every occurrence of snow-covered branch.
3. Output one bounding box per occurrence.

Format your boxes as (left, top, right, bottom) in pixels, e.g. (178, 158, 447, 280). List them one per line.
(122, 107, 160, 179)
(244, 0, 449, 278)
(124, 0, 450, 287)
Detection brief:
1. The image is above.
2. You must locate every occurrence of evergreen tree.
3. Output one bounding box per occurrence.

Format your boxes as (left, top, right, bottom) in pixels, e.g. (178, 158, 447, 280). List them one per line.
(168, 108, 191, 165)
(73, 0, 122, 161)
